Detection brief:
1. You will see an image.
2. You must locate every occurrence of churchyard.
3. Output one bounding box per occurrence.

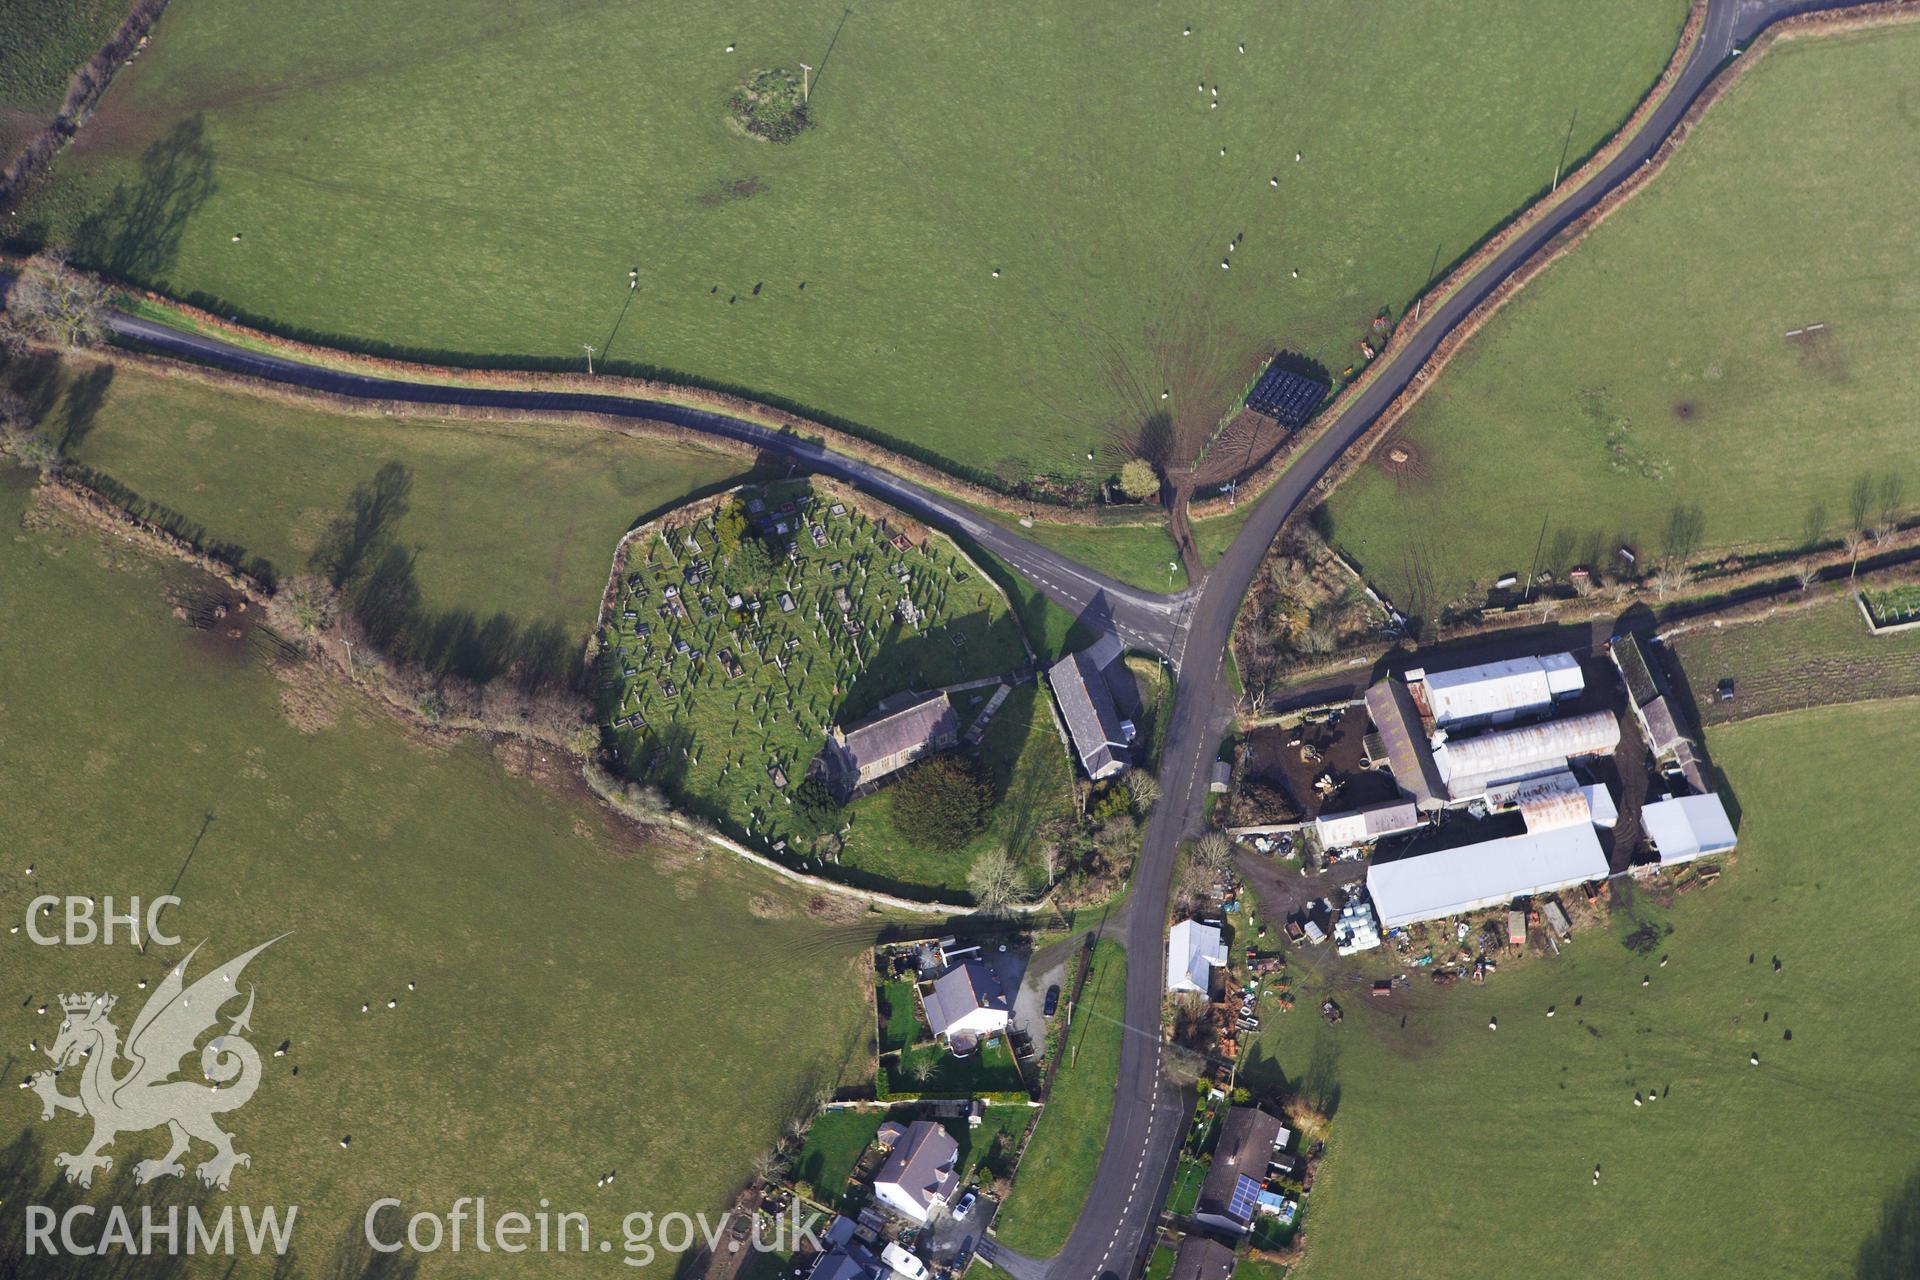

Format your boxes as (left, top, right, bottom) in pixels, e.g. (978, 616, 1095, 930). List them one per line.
(597, 479, 1031, 874)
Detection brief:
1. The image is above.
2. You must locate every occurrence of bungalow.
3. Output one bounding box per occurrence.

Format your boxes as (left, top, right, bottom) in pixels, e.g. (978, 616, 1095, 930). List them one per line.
(871, 1121, 962, 1225)
(1193, 1107, 1290, 1235)
(1167, 919, 1227, 996)
(922, 960, 1011, 1048)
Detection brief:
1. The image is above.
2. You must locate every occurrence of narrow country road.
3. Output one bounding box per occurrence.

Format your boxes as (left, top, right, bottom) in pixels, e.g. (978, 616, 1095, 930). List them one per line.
(87, 2, 1846, 1276)
(102, 311, 1195, 662)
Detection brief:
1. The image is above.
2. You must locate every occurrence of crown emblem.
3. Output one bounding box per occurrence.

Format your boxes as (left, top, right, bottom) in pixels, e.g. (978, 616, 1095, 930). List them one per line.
(60, 992, 115, 1017)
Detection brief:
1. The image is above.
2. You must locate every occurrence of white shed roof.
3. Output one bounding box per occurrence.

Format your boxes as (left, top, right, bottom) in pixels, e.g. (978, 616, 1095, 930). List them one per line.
(1168, 919, 1226, 995)
(1419, 653, 1582, 726)
(1582, 783, 1619, 828)
(1365, 823, 1609, 928)
(1314, 800, 1422, 847)
(1641, 794, 1737, 863)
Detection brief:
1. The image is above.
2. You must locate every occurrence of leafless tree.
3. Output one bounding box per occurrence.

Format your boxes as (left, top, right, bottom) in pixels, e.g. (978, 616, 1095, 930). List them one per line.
(1792, 561, 1817, 594)
(905, 1053, 936, 1084)
(1192, 831, 1234, 877)
(264, 574, 342, 643)
(1848, 473, 1875, 535)
(967, 849, 1033, 917)
(750, 1146, 791, 1184)
(1129, 772, 1160, 813)
(1842, 529, 1867, 582)
(1650, 561, 1692, 602)
(3, 252, 109, 350)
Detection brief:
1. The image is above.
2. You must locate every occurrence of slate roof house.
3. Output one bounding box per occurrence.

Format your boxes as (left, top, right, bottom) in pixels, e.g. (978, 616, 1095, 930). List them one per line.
(1193, 1107, 1290, 1235)
(1047, 634, 1133, 780)
(1169, 1237, 1236, 1280)
(871, 1121, 962, 1225)
(814, 692, 960, 800)
(921, 960, 1011, 1048)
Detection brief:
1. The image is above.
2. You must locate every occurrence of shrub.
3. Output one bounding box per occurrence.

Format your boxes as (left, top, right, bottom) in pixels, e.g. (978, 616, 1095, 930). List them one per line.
(728, 68, 812, 143)
(893, 755, 991, 847)
(1118, 459, 1160, 501)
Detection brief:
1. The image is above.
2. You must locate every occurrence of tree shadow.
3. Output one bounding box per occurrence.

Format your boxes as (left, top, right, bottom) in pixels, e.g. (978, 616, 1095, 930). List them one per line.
(1856, 1166, 1920, 1280)
(316, 462, 584, 689)
(75, 115, 218, 282)
(56, 361, 114, 452)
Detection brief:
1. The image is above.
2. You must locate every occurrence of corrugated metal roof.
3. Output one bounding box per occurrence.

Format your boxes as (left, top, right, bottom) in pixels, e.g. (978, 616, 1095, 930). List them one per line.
(1642, 794, 1737, 863)
(1366, 823, 1609, 928)
(1167, 920, 1226, 994)
(1315, 800, 1422, 846)
(1434, 711, 1620, 798)
(1421, 653, 1581, 725)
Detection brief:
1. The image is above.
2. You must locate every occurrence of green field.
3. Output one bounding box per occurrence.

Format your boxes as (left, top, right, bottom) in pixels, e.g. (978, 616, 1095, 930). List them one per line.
(1239, 697, 1920, 1279)
(13, 0, 1682, 484)
(1669, 590, 1920, 726)
(14, 355, 752, 637)
(1326, 25, 1920, 612)
(600, 480, 1044, 896)
(992, 938, 1126, 1255)
(0, 469, 877, 1275)
(0, 0, 131, 154)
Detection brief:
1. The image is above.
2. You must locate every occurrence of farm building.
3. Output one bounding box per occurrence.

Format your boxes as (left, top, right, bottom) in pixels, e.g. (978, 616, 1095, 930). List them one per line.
(814, 692, 960, 800)
(921, 959, 1012, 1047)
(1167, 919, 1227, 996)
(1431, 710, 1620, 801)
(1411, 652, 1584, 728)
(1193, 1107, 1290, 1235)
(1641, 793, 1737, 865)
(1047, 636, 1134, 780)
(1169, 1237, 1236, 1280)
(1315, 799, 1423, 848)
(1487, 770, 1595, 833)
(1365, 822, 1610, 929)
(1608, 631, 1708, 790)
(871, 1121, 962, 1224)
(1363, 677, 1446, 811)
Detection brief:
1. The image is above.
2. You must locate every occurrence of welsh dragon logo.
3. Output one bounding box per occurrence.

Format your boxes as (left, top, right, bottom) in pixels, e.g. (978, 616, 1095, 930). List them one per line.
(26, 936, 284, 1190)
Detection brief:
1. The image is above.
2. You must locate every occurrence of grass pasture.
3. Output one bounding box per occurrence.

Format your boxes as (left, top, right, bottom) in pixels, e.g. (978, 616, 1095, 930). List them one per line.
(0, 470, 878, 1276)
(0, 0, 131, 155)
(1238, 697, 1920, 1279)
(14, 0, 1682, 483)
(1669, 590, 1920, 726)
(11, 355, 753, 640)
(1326, 25, 1920, 611)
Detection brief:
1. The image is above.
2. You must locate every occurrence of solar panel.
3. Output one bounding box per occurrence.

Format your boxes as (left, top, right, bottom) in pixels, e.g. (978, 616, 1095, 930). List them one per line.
(1228, 1174, 1263, 1221)
(1244, 361, 1328, 428)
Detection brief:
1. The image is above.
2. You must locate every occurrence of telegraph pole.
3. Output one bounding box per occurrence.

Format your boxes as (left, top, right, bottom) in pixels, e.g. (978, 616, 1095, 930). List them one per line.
(800, 62, 813, 104)
(583, 344, 596, 376)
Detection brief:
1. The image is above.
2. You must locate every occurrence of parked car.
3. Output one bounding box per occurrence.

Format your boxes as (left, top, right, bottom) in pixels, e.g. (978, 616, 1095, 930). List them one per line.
(1043, 985, 1061, 1017)
(953, 1191, 977, 1221)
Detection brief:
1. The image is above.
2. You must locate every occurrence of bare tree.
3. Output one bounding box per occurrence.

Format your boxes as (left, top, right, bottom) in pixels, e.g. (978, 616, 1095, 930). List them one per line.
(1129, 772, 1160, 813)
(1792, 561, 1817, 594)
(1877, 472, 1906, 532)
(1650, 561, 1692, 602)
(3, 252, 110, 350)
(1192, 831, 1233, 877)
(750, 1146, 791, 1184)
(905, 1053, 936, 1084)
(967, 849, 1033, 916)
(264, 574, 342, 642)
(1842, 528, 1866, 582)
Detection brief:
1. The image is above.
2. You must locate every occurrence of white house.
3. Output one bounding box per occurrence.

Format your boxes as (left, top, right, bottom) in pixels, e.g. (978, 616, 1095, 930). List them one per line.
(1167, 919, 1227, 996)
(921, 960, 1011, 1046)
(871, 1122, 961, 1224)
